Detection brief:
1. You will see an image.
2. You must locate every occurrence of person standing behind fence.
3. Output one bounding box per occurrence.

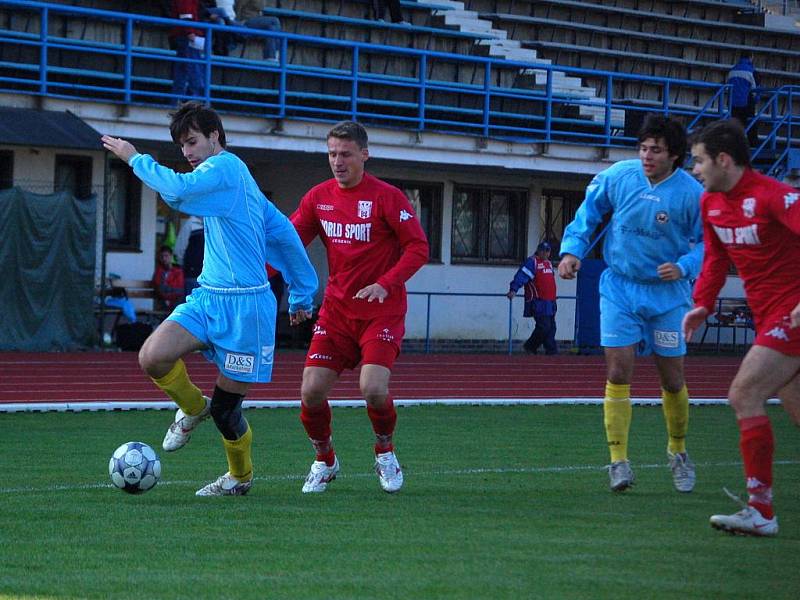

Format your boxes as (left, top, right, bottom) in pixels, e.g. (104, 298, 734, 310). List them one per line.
(683, 119, 800, 537)
(727, 54, 760, 147)
(371, 0, 405, 24)
(506, 241, 558, 355)
(558, 115, 704, 494)
(169, 0, 205, 102)
(236, 0, 282, 61)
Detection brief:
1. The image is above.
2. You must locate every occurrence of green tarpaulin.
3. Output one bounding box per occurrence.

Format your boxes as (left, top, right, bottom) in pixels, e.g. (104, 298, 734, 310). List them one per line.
(0, 187, 96, 351)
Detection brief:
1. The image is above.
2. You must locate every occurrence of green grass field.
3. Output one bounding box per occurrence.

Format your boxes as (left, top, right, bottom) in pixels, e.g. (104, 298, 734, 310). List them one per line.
(1, 404, 798, 599)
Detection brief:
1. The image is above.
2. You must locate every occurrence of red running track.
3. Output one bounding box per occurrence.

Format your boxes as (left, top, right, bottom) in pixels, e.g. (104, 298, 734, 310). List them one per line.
(0, 351, 741, 405)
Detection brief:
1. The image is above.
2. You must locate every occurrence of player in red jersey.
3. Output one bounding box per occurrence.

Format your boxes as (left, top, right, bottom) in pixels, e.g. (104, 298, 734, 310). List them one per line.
(683, 119, 800, 536)
(290, 121, 429, 493)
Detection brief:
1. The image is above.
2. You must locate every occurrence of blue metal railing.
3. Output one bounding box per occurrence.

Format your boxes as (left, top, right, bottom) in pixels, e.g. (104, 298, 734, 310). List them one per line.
(0, 0, 748, 149)
(408, 291, 576, 354)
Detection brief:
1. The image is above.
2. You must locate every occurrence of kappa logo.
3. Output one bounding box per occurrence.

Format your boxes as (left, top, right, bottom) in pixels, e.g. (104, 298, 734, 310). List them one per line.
(224, 352, 255, 374)
(377, 327, 395, 342)
(742, 197, 756, 219)
(358, 200, 372, 219)
(399, 209, 413, 222)
(316, 204, 334, 211)
(309, 353, 333, 361)
(654, 330, 679, 348)
(765, 326, 789, 341)
(655, 211, 669, 224)
(746, 476, 767, 491)
(313, 324, 327, 336)
(785, 192, 799, 210)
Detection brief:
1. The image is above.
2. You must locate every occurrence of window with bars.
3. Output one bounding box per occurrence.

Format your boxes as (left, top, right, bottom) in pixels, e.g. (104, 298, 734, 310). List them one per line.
(451, 185, 527, 264)
(54, 154, 93, 200)
(105, 160, 141, 251)
(541, 188, 607, 261)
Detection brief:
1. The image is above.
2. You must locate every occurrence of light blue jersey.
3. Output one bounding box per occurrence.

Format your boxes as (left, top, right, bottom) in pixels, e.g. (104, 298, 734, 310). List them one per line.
(561, 159, 703, 354)
(129, 150, 317, 381)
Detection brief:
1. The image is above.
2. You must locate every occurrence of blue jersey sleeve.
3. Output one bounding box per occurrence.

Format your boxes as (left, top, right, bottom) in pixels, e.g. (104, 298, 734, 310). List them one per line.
(263, 202, 318, 313)
(509, 256, 536, 292)
(675, 204, 705, 279)
(560, 167, 614, 259)
(129, 152, 236, 215)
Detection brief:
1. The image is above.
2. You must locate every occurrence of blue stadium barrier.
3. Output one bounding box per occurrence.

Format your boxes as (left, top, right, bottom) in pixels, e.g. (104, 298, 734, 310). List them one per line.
(0, 0, 740, 149)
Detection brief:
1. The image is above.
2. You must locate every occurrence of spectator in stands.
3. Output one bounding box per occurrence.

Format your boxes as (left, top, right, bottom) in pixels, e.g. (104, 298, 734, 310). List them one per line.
(152, 245, 186, 311)
(236, 0, 282, 61)
(558, 115, 704, 495)
(371, 0, 405, 24)
(727, 54, 760, 147)
(169, 0, 206, 102)
(289, 121, 429, 495)
(174, 215, 204, 296)
(506, 240, 558, 355)
(684, 119, 800, 537)
(204, 0, 239, 56)
(101, 102, 317, 497)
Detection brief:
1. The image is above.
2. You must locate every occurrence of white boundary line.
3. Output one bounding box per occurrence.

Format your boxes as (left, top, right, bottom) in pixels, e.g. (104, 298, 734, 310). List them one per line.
(0, 397, 782, 413)
(3, 459, 798, 495)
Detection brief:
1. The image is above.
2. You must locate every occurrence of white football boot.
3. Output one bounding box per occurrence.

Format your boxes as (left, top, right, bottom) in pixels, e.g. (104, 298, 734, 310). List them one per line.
(301, 456, 340, 493)
(162, 395, 211, 452)
(375, 451, 404, 493)
(668, 451, 696, 493)
(195, 472, 252, 497)
(607, 459, 635, 492)
(710, 488, 778, 537)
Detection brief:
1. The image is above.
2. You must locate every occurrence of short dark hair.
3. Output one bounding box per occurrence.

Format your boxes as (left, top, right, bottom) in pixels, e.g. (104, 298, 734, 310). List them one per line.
(689, 120, 751, 168)
(637, 114, 688, 169)
(327, 120, 368, 149)
(169, 102, 226, 148)
(159, 245, 173, 254)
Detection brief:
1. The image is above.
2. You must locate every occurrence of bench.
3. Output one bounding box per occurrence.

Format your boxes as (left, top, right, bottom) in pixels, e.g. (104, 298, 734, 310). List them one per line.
(95, 278, 170, 338)
(699, 297, 754, 352)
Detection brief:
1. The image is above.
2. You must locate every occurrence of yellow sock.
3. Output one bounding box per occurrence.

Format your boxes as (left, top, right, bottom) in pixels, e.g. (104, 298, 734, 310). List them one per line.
(662, 385, 689, 455)
(604, 382, 632, 463)
(151, 359, 205, 416)
(223, 423, 253, 482)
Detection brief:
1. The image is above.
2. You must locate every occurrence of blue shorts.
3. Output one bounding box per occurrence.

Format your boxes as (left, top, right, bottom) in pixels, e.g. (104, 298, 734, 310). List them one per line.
(168, 284, 277, 383)
(599, 270, 691, 357)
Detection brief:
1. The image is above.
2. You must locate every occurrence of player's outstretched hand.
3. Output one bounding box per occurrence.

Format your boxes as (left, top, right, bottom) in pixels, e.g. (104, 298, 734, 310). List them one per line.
(791, 301, 800, 328)
(353, 283, 387, 303)
(558, 254, 581, 279)
(682, 306, 709, 341)
(289, 309, 313, 326)
(657, 262, 682, 281)
(101, 135, 138, 163)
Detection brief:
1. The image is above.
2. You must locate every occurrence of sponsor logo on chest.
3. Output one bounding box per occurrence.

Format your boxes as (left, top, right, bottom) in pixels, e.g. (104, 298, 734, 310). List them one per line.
(712, 223, 761, 245)
(319, 218, 372, 242)
(742, 197, 756, 219)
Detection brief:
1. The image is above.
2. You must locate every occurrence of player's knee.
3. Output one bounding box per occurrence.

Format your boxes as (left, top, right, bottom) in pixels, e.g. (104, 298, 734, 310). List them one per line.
(361, 383, 388, 406)
(210, 396, 247, 440)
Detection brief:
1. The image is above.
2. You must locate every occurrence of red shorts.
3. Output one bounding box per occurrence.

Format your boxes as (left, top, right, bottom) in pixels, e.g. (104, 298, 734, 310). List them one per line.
(754, 312, 800, 356)
(305, 309, 406, 373)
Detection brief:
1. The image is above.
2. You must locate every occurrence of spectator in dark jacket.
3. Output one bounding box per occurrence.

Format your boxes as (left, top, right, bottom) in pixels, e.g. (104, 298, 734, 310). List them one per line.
(727, 54, 759, 147)
(507, 241, 558, 355)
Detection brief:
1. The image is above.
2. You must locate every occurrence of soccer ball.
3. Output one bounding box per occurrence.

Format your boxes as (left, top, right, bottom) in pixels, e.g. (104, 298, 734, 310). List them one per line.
(109, 441, 161, 494)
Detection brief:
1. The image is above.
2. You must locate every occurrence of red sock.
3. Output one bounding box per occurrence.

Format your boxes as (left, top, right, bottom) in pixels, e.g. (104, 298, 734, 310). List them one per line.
(367, 396, 397, 454)
(738, 415, 774, 519)
(300, 402, 335, 466)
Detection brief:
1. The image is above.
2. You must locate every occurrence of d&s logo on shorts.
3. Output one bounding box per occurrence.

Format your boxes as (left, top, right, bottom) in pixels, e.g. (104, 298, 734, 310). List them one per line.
(224, 352, 255, 374)
(654, 330, 679, 348)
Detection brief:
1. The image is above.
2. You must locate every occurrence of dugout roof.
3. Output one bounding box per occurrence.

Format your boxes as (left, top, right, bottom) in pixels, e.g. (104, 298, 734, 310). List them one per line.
(0, 107, 102, 150)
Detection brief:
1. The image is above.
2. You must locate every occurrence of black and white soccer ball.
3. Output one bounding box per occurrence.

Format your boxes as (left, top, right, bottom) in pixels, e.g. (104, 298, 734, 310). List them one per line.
(109, 441, 161, 494)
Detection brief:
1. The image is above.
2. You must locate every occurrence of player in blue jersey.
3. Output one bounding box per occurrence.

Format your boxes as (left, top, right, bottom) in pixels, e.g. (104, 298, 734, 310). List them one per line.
(102, 102, 317, 496)
(558, 115, 704, 493)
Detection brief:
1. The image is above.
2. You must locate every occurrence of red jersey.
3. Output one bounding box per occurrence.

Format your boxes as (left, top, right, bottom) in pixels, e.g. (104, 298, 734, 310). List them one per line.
(291, 172, 429, 319)
(169, 0, 202, 39)
(152, 264, 185, 309)
(693, 168, 800, 328)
